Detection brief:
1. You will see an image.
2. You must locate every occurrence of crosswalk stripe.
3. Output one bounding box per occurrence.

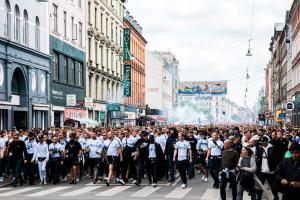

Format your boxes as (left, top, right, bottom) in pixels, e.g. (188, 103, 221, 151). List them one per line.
(130, 186, 161, 197)
(0, 188, 12, 192)
(0, 187, 41, 196)
(200, 188, 220, 200)
(164, 187, 192, 199)
(27, 186, 70, 197)
(172, 178, 181, 186)
(61, 186, 102, 196)
(95, 186, 132, 196)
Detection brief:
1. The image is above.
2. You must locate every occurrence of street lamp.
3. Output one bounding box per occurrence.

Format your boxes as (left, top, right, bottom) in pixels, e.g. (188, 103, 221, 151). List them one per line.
(246, 39, 253, 56)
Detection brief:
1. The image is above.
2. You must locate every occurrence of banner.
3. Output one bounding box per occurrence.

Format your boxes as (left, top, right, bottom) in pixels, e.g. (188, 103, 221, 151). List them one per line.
(123, 28, 131, 60)
(178, 81, 227, 95)
(124, 64, 131, 97)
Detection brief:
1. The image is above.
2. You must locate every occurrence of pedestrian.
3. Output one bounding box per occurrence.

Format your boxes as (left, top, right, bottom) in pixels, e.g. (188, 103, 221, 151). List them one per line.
(48, 135, 64, 184)
(165, 127, 178, 182)
(24, 132, 37, 185)
(275, 142, 300, 200)
(146, 134, 163, 187)
(64, 132, 82, 184)
(186, 130, 198, 179)
(7, 132, 27, 187)
(236, 147, 256, 200)
(219, 140, 239, 200)
(206, 131, 224, 188)
(196, 131, 209, 182)
(173, 132, 192, 189)
(134, 130, 149, 185)
(33, 134, 49, 185)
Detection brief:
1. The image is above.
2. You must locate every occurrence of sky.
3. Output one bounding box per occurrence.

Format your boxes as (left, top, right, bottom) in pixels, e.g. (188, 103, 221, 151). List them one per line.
(125, 0, 294, 108)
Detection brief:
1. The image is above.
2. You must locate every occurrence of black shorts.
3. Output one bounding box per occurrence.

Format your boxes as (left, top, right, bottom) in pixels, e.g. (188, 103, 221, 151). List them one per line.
(67, 157, 80, 167)
(197, 153, 207, 167)
(107, 156, 118, 166)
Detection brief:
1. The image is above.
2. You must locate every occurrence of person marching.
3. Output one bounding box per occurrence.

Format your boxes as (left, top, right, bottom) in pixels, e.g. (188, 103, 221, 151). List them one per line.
(64, 132, 82, 184)
(206, 131, 224, 189)
(33, 134, 49, 185)
(196, 131, 209, 182)
(48, 135, 64, 184)
(146, 134, 164, 187)
(24, 132, 37, 185)
(173, 132, 192, 189)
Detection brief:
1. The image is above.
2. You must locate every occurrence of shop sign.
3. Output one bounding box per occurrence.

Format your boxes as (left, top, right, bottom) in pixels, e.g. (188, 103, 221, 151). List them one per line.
(107, 103, 120, 111)
(94, 103, 106, 111)
(124, 64, 131, 97)
(64, 108, 86, 120)
(100, 111, 106, 123)
(85, 97, 94, 108)
(66, 94, 76, 106)
(123, 28, 131, 60)
(124, 112, 136, 120)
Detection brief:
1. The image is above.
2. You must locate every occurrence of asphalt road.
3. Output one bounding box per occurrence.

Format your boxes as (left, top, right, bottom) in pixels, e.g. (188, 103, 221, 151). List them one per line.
(0, 173, 266, 200)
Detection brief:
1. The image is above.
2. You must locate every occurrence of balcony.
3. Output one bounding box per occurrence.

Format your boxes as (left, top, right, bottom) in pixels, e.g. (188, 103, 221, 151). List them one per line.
(0, 10, 48, 54)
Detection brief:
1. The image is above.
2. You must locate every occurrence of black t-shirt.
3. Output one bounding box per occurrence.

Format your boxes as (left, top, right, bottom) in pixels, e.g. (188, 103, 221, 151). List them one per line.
(186, 137, 197, 153)
(8, 140, 27, 159)
(65, 141, 82, 158)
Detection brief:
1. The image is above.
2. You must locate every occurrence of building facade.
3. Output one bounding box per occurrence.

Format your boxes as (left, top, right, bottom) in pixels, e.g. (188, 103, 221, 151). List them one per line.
(86, 0, 125, 127)
(123, 10, 147, 126)
(48, 0, 86, 128)
(0, 0, 51, 130)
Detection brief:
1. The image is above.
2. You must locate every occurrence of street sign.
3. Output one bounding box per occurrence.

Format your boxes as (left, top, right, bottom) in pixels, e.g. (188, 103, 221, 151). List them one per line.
(285, 102, 295, 111)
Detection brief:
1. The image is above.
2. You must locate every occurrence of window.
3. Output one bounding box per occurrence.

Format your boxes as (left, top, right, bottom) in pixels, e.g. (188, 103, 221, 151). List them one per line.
(79, 22, 83, 46)
(88, 1, 91, 23)
(111, 22, 113, 40)
(95, 42, 98, 64)
(71, 60, 75, 84)
(35, 17, 40, 50)
(95, 7, 98, 29)
(71, 16, 75, 40)
(78, 62, 83, 86)
(78, 0, 82, 8)
(100, 13, 103, 33)
(89, 76, 92, 97)
(106, 49, 109, 70)
(115, 26, 118, 45)
(53, 52, 59, 81)
(53, 4, 58, 32)
(111, 52, 114, 72)
(100, 46, 103, 67)
(88, 38, 91, 60)
(63, 11, 67, 37)
(5, 0, 11, 38)
(106, 18, 108, 36)
(96, 77, 98, 99)
(23, 10, 29, 45)
(64, 56, 68, 82)
(14, 5, 20, 41)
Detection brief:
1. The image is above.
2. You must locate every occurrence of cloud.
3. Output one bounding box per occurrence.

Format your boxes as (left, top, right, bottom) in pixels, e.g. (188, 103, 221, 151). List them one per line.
(125, 0, 294, 107)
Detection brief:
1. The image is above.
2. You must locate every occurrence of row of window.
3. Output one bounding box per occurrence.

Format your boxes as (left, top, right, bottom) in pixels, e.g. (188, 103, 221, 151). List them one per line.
(53, 51, 83, 87)
(88, 1, 122, 46)
(52, 3, 83, 47)
(4, 0, 40, 50)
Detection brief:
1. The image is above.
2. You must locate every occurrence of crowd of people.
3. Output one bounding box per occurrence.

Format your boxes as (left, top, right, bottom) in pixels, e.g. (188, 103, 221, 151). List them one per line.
(0, 125, 299, 200)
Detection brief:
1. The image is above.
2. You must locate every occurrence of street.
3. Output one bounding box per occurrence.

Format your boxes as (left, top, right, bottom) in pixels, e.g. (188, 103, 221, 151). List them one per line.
(0, 173, 260, 200)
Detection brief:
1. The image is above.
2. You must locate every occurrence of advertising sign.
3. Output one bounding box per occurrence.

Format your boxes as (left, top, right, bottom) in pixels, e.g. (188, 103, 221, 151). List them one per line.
(66, 94, 76, 106)
(85, 97, 93, 108)
(124, 64, 131, 97)
(123, 28, 131, 60)
(178, 81, 228, 95)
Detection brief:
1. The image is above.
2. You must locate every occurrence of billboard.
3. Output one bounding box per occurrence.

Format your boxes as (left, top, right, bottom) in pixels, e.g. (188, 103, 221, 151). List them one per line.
(178, 81, 227, 95)
(124, 64, 131, 97)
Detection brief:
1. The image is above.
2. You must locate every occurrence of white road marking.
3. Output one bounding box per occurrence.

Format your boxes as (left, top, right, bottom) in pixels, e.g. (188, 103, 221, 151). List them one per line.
(95, 186, 132, 196)
(0, 188, 12, 192)
(164, 187, 192, 199)
(0, 187, 41, 196)
(61, 186, 102, 196)
(27, 186, 70, 197)
(171, 177, 181, 186)
(200, 188, 220, 200)
(130, 186, 161, 197)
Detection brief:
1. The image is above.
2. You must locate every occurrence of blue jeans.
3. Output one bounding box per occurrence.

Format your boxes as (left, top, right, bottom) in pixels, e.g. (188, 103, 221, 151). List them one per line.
(167, 155, 175, 181)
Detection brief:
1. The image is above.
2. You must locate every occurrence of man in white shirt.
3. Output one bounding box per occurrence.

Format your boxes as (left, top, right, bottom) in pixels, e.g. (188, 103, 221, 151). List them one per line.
(87, 132, 103, 184)
(173, 132, 192, 189)
(206, 132, 224, 188)
(33, 135, 49, 185)
(49, 135, 64, 184)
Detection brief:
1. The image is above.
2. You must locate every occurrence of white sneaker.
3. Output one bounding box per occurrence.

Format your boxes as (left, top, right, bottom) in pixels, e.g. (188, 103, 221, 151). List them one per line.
(0, 177, 3, 182)
(40, 180, 44, 185)
(118, 179, 125, 185)
(181, 184, 186, 189)
(201, 175, 205, 181)
(44, 179, 47, 185)
(76, 178, 80, 182)
(63, 177, 67, 182)
(204, 177, 208, 182)
(152, 183, 157, 188)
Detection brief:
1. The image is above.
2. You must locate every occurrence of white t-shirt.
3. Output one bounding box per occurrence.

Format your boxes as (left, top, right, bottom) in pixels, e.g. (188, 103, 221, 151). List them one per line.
(78, 138, 88, 149)
(148, 144, 156, 158)
(208, 139, 223, 156)
(122, 136, 137, 148)
(104, 138, 121, 156)
(196, 139, 208, 152)
(0, 136, 8, 149)
(175, 140, 191, 161)
(88, 138, 103, 158)
(49, 143, 64, 158)
(155, 134, 167, 152)
(25, 140, 37, 154)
